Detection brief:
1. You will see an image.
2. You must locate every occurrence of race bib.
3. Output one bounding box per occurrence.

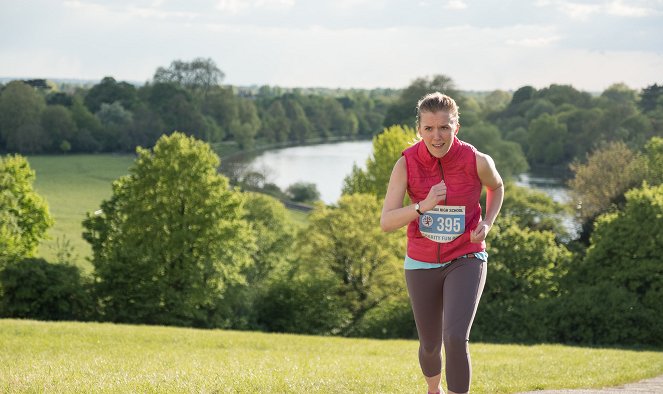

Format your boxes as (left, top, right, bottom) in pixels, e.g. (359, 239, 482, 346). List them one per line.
(418, 205, 466, 243)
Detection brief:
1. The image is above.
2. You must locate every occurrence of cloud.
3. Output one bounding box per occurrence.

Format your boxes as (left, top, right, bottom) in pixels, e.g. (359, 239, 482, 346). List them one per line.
(536, 0, 661, 20)
(216, 0, 295, 14)
(445, 0, 468, 10)
(506, 36, 561, 47)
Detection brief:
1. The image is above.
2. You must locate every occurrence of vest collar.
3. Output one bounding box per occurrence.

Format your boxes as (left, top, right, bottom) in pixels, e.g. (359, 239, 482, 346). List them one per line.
(416, 136, 461, 166)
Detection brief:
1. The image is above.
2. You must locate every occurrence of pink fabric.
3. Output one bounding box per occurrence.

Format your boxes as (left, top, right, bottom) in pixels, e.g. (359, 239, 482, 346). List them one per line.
(402, 138, 485, 263)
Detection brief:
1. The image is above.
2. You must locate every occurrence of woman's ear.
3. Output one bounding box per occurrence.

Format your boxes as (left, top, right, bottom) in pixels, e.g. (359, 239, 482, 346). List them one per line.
(455, 123, 461, 135)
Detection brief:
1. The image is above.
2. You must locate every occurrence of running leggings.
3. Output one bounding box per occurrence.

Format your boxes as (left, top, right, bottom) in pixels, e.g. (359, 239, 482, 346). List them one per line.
(405, 258, 487, 393)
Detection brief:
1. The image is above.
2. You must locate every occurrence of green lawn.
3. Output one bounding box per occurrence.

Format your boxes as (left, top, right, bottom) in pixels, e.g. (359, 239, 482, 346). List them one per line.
(28, 154, 135, 272)
(27, 154, 308, 271)
(1, 319, 662, 393)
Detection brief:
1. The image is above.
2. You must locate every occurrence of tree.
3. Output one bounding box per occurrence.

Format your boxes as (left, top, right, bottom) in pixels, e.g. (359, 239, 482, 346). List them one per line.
(0, 81, 46, 153)
(568, 141, 647, 224)
(383, 75, 462, 128)
(644, 136, 663, 185)
(295, 194, 405, 334)
(500, 182, 569, 236)
(286, 182, 320, 203)
(0, 155, 53, 266)
(82, 132, 255, 327)
(0, 258, 91, 321)
(461, 121, 528, 179)
(342, 125, 417, 198)
(221, 192, 296, 329)
(638, 83, 663, 113)
(473, 216, 572, 342)
(41, 105, 77, 152)
(527, 113, 568, 166)
(83, 76, 139, 113)
(153, 57, 224, 99)
(555, 183, 663, 345)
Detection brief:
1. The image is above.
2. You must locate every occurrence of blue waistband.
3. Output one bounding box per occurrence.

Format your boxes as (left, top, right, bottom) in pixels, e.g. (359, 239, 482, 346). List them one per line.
(404, 251, 488, 270)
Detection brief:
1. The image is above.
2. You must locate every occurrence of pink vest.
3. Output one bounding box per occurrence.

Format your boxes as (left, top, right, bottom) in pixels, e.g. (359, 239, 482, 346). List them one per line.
(402, 138, 485, 263)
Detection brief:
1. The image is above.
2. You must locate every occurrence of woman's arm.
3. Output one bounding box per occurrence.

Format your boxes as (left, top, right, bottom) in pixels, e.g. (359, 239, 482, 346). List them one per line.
(470, 152, 504, 243)
(380, 157, 414, 232)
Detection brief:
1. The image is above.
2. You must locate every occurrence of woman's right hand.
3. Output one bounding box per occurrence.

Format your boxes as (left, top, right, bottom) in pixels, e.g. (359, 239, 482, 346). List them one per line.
(422, 180, 446, 211)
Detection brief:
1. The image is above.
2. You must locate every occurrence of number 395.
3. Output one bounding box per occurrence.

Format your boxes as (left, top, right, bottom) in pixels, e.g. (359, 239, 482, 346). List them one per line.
(436, 217, 462, 233)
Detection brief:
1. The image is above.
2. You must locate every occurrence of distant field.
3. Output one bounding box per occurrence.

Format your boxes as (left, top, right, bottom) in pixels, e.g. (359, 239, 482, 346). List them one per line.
(26, 154, 308, 271)
(1, 319, 662, 393)
(28, 154, 135, 272)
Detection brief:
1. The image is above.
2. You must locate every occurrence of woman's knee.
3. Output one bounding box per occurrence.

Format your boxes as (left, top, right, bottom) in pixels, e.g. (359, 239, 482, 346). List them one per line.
(443, 331, 469, 354)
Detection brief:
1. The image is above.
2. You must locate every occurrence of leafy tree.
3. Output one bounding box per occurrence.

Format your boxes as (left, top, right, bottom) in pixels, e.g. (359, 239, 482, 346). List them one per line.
(0, 155, 53, 266)
(473, 216, 572, 342)
(83, 76, 138, 113)
(0, 258, 92, 321)
(83, 132, 255, 327)
(536, 84, 591, 108)
(342, 125, 417, 198)
(383, 74, 462, 128)
(500, 182, 569, 236)
(153, 57, 224, 99)
(527, 113, 568, 166)
(95, 102, 134, 151)
(286, 182, 320, 203)
(480, 90, 511, 115)
(461, 121, 528, 179)
(222, 192, 296, 329)
(295, 194, 405, 334)
(555, 183, 663, 345)
(41, 104, 76, 152)
(0, 81, 46, 153)
(260, 100, 290, 143)
(510, 86, 536, 106)
(638, 83, 663, 113)
(568, 141, 647, 224)
(70, 98, 103, 152)
(644, 136, 663, 185)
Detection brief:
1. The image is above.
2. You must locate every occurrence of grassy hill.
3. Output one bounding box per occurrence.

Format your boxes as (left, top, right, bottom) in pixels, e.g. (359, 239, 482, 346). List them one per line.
(1, 319, 662, 393)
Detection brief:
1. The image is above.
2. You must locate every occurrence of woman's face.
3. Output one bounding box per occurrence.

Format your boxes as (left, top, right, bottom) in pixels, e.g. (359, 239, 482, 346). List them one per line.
(418, 110, 459, 158)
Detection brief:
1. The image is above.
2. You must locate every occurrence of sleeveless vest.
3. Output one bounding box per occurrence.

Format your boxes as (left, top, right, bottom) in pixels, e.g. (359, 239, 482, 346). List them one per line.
(402, 138, 485, 263)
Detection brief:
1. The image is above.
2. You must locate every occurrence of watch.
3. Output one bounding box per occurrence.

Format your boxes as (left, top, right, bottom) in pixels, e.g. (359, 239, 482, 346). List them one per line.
(415, 202, 423, 215)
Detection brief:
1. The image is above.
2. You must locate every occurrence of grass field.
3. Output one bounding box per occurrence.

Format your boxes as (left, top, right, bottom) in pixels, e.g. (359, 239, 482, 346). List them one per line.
(28, 154, 135, 272)
(1, 319, 662, 393)
(26, 154, 309, 271)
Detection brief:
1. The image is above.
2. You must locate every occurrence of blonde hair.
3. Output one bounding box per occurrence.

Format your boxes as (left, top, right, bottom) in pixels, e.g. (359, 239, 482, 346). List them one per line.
(416, 92, 460, 128)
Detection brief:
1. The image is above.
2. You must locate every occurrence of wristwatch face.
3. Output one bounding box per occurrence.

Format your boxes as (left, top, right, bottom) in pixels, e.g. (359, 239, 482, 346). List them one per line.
(415, 203, 420, 211)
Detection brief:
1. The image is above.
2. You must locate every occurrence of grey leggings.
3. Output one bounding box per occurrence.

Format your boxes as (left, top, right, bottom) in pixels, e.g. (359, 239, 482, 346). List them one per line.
(405, 257, 487, 393)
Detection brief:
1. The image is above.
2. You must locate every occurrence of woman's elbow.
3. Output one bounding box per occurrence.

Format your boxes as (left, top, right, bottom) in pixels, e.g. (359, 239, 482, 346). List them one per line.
(380, 216, 392, 232)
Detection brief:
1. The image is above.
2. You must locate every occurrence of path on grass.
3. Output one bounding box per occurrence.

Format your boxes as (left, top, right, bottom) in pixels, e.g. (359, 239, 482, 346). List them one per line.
(518, 374, 663, 393)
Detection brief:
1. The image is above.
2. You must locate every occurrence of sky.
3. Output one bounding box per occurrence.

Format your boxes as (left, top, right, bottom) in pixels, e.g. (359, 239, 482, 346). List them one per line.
(1, 0, 662, 92)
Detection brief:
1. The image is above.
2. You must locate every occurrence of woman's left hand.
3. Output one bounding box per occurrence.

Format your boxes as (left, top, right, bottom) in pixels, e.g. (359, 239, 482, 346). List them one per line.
(470, 221, 492, 243)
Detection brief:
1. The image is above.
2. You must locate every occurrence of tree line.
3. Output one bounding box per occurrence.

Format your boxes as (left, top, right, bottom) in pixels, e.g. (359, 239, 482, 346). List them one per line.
(0, 58, 393, 156)
(1, 58, 661, 179)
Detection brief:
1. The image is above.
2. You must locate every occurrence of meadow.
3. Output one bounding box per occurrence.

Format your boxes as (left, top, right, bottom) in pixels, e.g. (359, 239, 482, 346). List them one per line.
(1, 319, 662, 393)
(28, 154, 136, 272)
(27, 154, 307, 271)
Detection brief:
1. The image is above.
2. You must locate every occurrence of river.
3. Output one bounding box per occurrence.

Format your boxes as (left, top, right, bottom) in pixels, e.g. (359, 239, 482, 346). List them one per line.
(222, 140, 578, 235)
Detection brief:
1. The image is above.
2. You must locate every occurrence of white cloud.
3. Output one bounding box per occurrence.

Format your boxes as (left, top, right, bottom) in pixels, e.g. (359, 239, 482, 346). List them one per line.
(445, 0, 468, 10)
(216, 0, 295, 14)
(537, 0, 660, 20)
(507, 36, 561, 47)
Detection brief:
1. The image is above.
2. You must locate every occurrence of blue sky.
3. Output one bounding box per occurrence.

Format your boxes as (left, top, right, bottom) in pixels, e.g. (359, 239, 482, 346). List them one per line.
(1, 0, 662, 91)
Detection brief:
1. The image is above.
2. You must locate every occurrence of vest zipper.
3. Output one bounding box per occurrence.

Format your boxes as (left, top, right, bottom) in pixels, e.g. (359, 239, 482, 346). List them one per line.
(437, 159, 445, 264)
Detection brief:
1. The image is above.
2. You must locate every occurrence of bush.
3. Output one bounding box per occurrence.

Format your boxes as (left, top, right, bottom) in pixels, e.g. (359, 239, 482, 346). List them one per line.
(0, 258, 92, 321)
(255, 275, 348, 335)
